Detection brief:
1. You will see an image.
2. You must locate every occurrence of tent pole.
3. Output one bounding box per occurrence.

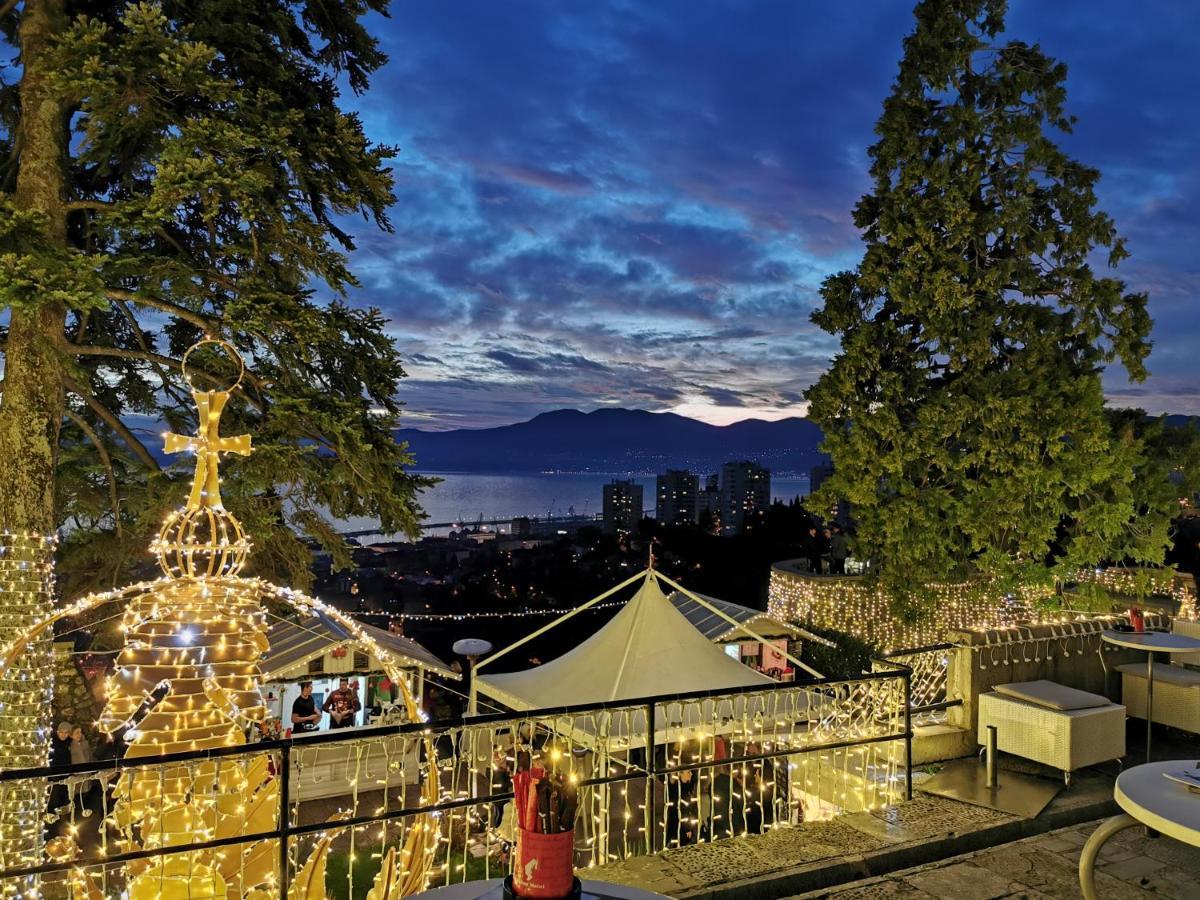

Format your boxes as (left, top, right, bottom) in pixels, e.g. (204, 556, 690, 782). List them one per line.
(652, 571, 823, 678)
(473, 569, 650, 674)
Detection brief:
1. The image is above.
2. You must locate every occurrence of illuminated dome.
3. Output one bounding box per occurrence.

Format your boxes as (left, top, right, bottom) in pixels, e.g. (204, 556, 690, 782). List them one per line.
(152, 504, 251, 577)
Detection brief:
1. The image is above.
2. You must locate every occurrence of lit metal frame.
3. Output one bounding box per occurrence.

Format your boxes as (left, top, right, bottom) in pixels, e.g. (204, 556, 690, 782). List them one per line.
(0, 665, 914, 894)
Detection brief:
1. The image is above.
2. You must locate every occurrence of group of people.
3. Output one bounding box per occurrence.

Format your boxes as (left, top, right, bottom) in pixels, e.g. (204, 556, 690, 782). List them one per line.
(289, 677, 363, 733)
(802, 523, 849, 575)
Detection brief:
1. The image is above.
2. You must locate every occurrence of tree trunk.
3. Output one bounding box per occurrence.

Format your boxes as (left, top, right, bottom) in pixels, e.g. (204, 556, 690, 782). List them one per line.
(0, 0, 68, 878)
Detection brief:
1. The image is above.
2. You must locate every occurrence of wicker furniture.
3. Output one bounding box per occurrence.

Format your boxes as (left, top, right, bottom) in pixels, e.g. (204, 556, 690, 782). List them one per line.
(1117, 661, 1200, 736)
(1104, 629, 1200, 761)
(978, 681, 1125, 785)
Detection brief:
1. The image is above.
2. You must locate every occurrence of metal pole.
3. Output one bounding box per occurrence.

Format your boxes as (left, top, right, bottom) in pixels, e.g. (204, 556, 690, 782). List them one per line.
(278, 739, 291, 900)
(902, 670, 913, 801)
(646, 701, 658, 853)
(1145, 651, 1154, 764)
(985, 725, 997, 789)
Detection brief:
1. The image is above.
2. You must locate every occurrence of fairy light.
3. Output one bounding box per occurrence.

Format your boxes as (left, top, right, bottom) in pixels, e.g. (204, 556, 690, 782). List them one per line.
(0, 531, 57, 888)
(0, 343, 443, 898)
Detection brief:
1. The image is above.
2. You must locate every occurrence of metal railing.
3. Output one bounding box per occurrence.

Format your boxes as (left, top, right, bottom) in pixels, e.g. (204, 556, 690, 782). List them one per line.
(874, 643, 961, 726)
(0, 667, 912, 897)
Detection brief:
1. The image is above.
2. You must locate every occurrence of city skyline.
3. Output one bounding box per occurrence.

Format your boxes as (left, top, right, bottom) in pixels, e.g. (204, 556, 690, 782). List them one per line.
(335, 1, 1200, 429)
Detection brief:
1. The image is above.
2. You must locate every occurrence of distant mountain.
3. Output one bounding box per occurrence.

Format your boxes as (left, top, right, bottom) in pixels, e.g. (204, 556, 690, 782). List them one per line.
(397, 408, 826, 475)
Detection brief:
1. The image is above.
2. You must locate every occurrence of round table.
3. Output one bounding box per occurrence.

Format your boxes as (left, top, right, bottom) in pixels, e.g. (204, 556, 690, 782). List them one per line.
(1100, 630, 1200, 762)
(413, 878, 671, 900)
(1078, 760, 1200, 900)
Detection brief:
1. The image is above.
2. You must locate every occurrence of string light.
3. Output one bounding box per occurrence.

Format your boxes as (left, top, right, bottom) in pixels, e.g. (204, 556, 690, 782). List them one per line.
(768, 562, 1196, 651)
(0, 343, 441, 898)
(353, 601, 627, 623)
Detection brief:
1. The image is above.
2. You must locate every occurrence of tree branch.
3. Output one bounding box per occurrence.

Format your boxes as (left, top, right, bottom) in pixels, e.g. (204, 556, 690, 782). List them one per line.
(66, 199, 112, 212)
(64, 379, 160, 470)
(63, 408, 123, 536)
(106, 289, 218, 334)
(0, 0, 19, 21)
(67, 343, 268, 412)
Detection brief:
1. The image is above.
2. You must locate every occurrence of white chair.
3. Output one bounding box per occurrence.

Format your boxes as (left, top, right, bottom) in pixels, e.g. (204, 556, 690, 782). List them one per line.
(1117, 662, 1200, 735)
(978, 680, 1125, 785)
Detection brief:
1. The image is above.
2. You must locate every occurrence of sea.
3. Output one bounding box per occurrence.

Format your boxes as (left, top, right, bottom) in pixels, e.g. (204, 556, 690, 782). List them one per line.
(337, 471, 812, 538)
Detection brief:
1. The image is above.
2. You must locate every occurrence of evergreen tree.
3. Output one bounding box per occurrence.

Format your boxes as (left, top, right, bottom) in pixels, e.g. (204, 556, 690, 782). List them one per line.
(806, 0, 1162, 608)
(1, 1, 429, 594)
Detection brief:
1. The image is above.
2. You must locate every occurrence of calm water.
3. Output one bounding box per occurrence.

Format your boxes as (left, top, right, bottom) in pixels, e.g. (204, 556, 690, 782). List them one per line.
(339, 471, 811, 536)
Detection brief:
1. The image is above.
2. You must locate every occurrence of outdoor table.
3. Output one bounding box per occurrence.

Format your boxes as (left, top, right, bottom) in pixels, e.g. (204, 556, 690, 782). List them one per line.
(1100, 630, 1200, 762)
(413, 878, 670, 899)
(1078, 760, 1200, 900)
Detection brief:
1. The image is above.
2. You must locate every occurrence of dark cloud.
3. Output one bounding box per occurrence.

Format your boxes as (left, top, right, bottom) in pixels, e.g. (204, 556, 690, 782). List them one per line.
(336, 0, 1200, 427)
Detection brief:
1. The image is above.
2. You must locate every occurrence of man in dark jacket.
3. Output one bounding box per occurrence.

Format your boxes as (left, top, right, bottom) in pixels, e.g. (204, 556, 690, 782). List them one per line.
(830, 525, 849, 575)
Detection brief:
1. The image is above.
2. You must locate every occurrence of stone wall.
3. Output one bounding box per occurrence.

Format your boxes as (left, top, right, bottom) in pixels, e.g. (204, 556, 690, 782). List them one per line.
(50, 642, 103, 737)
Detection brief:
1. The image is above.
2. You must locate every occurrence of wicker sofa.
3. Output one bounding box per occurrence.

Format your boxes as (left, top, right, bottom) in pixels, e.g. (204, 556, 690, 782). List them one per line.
(1117, 662, 1200, 735)
(978, 680, 1126, 784)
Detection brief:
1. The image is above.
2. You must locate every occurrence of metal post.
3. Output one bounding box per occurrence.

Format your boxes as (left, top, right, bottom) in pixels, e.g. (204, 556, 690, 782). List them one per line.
(646, 701, 657, 853)
(985, 725, 997, 789)
(1145, 651, 1154, 764)
(278, 739, 291, 900)
(902, 670, 913, 801)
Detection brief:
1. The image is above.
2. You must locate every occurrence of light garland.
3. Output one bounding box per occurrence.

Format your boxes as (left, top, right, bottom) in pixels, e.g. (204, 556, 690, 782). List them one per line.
(0, 531, 57, 891)
(768, 561, 1198, 652)
(0, 344, 442, 898)
(767, 561, 1049, 651)
(353, 600, 627, 623)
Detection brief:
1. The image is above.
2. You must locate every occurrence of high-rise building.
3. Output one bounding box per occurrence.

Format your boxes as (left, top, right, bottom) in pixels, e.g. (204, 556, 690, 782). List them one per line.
(602, 479, 644, 534)
(720, 461, 770, 535)
(655, 469, 699, 526)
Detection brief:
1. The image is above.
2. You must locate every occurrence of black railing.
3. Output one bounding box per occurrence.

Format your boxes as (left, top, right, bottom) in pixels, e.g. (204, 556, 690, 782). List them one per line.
(0, 666, 913, 896)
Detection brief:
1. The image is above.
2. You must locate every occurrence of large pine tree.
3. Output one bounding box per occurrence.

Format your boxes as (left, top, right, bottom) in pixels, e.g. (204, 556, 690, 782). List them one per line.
(806, 0, 1166, 607)
(1, 0, 429, 595)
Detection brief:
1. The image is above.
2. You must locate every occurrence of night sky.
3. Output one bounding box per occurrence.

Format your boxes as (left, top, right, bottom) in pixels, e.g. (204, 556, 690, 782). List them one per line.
(337, 1, 1200, 430)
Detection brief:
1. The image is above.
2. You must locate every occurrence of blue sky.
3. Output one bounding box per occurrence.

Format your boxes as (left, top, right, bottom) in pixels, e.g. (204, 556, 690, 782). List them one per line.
(337, 1, 1200, 430)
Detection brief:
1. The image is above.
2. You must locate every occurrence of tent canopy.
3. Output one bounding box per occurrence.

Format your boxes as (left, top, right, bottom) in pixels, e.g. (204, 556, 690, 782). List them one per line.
(667, 590, 799, 642)
(261, 611, 456, 681)
(475, 572, 774, 712)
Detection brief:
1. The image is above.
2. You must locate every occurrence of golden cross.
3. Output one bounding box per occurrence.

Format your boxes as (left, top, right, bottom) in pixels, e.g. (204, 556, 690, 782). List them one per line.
(164, 389, 252, 509)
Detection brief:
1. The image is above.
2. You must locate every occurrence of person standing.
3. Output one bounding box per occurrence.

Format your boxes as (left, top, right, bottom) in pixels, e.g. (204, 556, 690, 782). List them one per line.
(830, 525, 848, 575)
(291, 681, 322, 732)
(322, 677, 362, 729)
(46, 722, 73, 838)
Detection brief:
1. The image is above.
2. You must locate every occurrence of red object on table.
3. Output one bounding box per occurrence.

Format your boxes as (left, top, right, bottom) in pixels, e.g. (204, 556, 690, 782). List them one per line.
(513, 828, 574, 898)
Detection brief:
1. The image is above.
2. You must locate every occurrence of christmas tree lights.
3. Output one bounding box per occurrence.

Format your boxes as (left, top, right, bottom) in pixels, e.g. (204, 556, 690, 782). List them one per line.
(0, 342, 438, 898)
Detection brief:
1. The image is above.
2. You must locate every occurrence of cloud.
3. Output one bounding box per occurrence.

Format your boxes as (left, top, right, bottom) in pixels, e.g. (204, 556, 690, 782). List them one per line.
(333, 0, 1200, 427)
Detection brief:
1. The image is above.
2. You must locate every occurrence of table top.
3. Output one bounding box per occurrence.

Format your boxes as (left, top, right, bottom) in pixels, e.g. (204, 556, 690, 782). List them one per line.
(413, 878, 671, 900)
(1115, 761, 1200, 847)
(1100, 630, 1200, 652)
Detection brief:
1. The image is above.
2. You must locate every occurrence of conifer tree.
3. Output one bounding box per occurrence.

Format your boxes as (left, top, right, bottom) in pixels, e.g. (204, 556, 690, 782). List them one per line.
(806, 0, 1166, 608)
(1, 1, 428, 595)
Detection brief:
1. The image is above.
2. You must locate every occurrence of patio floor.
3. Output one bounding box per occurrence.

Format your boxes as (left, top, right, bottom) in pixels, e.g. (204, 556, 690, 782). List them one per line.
(787, 820, 1200, 899)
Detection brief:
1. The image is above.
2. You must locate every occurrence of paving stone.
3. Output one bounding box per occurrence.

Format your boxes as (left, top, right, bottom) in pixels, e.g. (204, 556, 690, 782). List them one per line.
(969, 843, 1083, 894)
(1141, 832, 1200, 868)
(751, 817, 887, 865)
(901, 862, 1017, 899)
(1098, 849, 1171, 882)
(1139, 866, 1200, 900)
(647, 835, 779, 886)
(846, 795, 1013, 844)
(815, 879, 938, 899)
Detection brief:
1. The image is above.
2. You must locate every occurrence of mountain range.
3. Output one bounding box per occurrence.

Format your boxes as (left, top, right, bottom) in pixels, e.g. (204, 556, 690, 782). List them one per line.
(396, 408, 826, 475)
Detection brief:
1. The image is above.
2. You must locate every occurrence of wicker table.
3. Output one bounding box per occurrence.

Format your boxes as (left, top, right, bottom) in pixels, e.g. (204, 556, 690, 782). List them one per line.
(1101, 630, 1200, 763)
(1078, 760, 1200, 900)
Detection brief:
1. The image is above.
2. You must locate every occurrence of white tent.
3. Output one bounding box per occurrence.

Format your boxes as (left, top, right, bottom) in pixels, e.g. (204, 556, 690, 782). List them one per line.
(473, 571, 776, 712)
